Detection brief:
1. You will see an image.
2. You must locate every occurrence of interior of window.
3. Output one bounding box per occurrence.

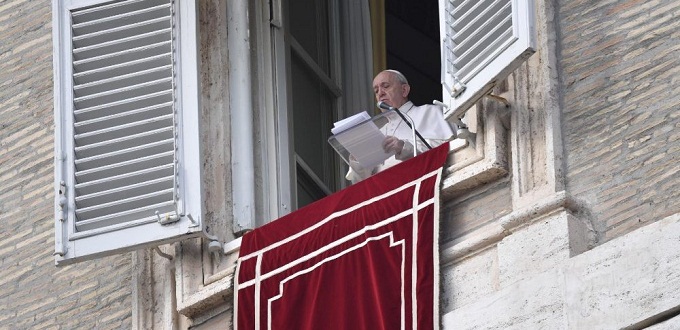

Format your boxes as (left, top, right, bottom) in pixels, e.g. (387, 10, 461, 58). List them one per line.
(382, 0, 441, 106)
(277, 0, 442, 210)
(286, 0, 341, 209)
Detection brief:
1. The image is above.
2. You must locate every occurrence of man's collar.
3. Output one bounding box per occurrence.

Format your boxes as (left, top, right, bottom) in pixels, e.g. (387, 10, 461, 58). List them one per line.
(399, 101, 414, 111)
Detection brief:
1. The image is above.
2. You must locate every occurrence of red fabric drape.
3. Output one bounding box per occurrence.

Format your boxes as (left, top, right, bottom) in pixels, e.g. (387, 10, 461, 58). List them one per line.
(235, 144, 449, 330)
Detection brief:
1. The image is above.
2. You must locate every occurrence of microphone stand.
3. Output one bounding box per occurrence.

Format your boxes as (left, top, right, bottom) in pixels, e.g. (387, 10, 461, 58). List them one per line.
(377, 102, 432, 158)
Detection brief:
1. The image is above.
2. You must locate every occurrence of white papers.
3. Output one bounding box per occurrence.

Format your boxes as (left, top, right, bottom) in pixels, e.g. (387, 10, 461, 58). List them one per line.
(331, 111, 371, 135)
(331, 112, 394, 169)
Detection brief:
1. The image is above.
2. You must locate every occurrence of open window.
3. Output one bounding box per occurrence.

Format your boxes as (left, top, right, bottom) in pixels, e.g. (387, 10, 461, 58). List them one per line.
(52, 0, 202, 265)
(372, 0, 536, 197)
(165, 0, 540, 319)
(271, 0, 536, 212)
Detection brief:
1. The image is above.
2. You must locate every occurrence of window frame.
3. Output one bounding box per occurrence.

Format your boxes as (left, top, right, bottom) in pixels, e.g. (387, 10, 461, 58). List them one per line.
(270, 0, 346, 213)
(172, 0, 536, 318)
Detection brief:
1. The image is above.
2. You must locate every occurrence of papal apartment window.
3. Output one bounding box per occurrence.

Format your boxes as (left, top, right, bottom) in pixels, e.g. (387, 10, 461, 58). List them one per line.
(374, 0, 537, 197)
(271, 0, 536, 212)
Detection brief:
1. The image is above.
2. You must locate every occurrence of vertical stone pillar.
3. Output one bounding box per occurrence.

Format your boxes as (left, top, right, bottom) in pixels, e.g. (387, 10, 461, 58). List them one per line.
(499, 0, 594, 284)
(510, 0, 565, 210)
(132, 247, 180, 330)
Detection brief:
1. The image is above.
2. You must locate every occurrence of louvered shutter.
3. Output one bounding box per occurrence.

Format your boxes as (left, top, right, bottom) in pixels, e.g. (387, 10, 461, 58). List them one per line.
(439, 0, 536, 120)
(53, 0, 202, 265)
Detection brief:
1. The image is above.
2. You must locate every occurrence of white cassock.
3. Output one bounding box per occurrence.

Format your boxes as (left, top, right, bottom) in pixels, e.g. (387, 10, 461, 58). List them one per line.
(346, 101, 454, 183)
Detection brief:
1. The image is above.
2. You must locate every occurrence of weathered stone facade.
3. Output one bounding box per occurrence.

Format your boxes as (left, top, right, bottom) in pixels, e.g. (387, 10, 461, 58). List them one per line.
(0, 0, 678, 329)
(438, 0, 680, 328)
(0, 1, 132, 329)
(561, 0, 679, 242)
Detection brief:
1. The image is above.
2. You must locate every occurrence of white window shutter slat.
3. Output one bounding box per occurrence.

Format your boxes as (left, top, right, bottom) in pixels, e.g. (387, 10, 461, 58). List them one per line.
(439, 0, 536, 120)
(53, 0, 202, 266)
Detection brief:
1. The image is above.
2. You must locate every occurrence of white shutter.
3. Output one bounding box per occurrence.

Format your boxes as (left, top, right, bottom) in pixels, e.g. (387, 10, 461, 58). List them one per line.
(439, 0, 536, 120)
(53, 0, 202, 265)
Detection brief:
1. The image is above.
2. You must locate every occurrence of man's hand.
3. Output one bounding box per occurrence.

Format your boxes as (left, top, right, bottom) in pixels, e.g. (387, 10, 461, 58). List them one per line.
(382, 136, 405, 155)
(348, 154, 364, 171)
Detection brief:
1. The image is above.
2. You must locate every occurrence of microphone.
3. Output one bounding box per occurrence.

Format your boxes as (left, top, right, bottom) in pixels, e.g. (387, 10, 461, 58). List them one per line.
(377, 101, 395, 111)
(376, 102, 432, 150)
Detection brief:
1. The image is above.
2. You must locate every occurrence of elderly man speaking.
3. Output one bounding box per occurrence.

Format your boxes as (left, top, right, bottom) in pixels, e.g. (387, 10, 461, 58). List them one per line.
(346, 70, 454, 183)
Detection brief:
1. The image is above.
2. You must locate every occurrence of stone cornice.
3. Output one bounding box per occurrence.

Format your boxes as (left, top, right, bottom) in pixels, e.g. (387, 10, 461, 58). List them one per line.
(440, 191, 578, 265)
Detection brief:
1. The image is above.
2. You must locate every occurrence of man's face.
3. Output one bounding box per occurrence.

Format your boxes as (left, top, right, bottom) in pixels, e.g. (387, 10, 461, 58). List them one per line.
(373, 71, 409, 110)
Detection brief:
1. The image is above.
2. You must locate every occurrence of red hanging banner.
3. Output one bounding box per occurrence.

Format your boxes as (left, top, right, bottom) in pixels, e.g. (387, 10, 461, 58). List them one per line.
(235, 144, 449, 330)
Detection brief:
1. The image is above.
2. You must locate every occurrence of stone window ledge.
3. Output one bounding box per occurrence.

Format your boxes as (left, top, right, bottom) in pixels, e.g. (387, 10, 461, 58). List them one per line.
(441, 104, 509, 199)
(177, 238, 241, 318)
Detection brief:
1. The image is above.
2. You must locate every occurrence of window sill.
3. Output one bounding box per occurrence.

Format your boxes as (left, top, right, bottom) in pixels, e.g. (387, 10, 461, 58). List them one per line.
(441, 105, 509, 200)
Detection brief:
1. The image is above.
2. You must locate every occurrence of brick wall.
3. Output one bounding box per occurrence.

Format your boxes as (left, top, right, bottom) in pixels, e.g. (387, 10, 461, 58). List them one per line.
(0, 1, 132, 328)
(561, 0, 680, 243)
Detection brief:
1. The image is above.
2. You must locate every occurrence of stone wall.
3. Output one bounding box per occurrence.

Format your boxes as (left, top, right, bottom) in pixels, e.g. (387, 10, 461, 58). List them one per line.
(443, 213, 680, 329)
(440, 0, 680, 328)
(0, 1, 132, 328)
(561, 0, 680, 243)
(2, 0, 678, 328)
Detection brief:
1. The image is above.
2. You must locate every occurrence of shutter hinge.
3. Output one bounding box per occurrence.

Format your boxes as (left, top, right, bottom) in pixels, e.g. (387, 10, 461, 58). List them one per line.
(484, 94, 510, 107)
(153, 246, 173, 260)
(54, 181, 68, 257)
